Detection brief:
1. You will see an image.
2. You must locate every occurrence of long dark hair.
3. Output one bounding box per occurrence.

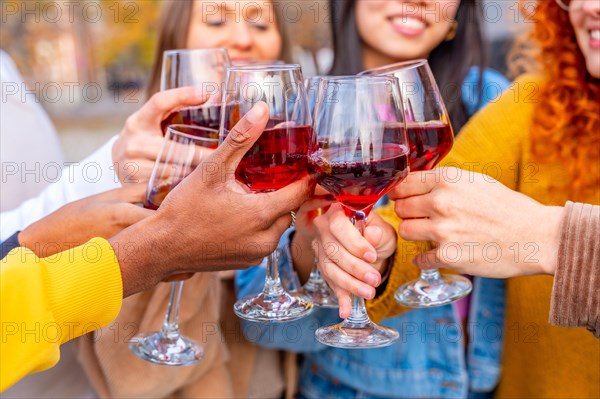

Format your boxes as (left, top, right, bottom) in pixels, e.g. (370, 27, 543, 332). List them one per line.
(146, 0, 292, 98)
(329, 0, 488, 132)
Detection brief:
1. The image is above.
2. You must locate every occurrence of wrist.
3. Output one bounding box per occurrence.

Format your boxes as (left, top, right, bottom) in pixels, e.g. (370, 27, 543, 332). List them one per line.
(109, 213, 169, 297)
(290, 230, 315, 284)
(17, 225, 41, 255)
(537, 205, 564, 276)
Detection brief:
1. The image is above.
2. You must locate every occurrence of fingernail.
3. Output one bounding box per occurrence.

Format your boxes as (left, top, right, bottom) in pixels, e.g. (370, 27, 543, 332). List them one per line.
(246, 103, 267, 124)
(363, 251, 377, 263)
(359, 286, 374, 299)
(365, 272, 380, 286)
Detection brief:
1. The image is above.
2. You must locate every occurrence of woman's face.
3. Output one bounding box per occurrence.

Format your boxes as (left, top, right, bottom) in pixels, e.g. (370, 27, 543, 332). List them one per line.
(355, 0, 461, 69)
(569, 0, 600, 78)
(186, 0, 282, 63)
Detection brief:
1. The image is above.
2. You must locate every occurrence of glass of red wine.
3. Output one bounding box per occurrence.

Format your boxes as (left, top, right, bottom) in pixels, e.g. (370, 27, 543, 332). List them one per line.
(221, 64, 316, 322)
(309, 75, 409, 348)
(160, 48, 231, 135)
(289, 76, 340, 309)
(360, 59, 473, 307)
(129, 124, 218, 365)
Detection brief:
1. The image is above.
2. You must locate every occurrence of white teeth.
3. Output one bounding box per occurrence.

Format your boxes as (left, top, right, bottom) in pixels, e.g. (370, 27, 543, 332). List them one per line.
(391, 16, 426, 30)
(591, 30, 600, 40)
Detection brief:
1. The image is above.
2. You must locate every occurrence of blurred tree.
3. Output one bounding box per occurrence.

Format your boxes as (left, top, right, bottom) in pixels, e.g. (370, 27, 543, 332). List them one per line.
(95, 0, 160, 70)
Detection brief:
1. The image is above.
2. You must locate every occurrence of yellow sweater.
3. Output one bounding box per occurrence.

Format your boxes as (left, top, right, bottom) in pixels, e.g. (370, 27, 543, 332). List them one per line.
(368, 75, 600, 398)
(0, 238, 122, 392)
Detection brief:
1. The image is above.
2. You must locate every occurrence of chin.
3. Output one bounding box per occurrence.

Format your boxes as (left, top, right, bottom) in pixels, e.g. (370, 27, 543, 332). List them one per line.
(586, 62, 600, 79)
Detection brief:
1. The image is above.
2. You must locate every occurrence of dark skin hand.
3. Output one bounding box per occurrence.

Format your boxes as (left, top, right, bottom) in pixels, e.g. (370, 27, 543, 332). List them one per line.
(110, 102, 316, 297)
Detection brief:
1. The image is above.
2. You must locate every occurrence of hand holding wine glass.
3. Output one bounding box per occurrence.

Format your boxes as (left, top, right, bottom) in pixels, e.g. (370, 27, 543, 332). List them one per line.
(104, 99, 313, 305)
(311, 203, 398, 318)
(112, 87, 210, 184)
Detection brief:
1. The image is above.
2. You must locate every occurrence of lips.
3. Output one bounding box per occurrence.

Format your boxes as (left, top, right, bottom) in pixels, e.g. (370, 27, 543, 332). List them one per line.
(389, 15, 427, 37)
(590, 30, 600, 48)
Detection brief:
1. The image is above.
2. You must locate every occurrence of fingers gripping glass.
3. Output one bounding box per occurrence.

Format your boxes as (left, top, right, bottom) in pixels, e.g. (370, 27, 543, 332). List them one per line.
(360, 60, 472, 308)
(221, 64, 315, 322)
(309, 76, 410, 348)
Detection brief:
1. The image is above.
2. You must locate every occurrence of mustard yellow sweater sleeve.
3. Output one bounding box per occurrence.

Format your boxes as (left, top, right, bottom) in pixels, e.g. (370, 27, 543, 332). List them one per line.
(367, 75, 540, 322)
(0, 238, 123, 392)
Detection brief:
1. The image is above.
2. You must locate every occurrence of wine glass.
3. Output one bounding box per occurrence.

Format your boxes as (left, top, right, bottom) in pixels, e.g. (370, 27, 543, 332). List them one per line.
(360, 59, 473, 307)
(221, 64, 315, 322)
(290, 76, 339, 309)
(309, 75, 409, 348)
(129, 48, 229, 365)
(160, 48, 231, 134)
(129, 124, 218, 365)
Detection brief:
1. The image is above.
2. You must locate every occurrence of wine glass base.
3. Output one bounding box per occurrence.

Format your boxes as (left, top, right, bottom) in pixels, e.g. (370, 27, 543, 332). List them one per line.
(296, 283, 339, 309)
(234, 290, 314, 322)
(129, 332, 204, 366)
(315, 320, 399, 349)
(394, 274, 472, 308)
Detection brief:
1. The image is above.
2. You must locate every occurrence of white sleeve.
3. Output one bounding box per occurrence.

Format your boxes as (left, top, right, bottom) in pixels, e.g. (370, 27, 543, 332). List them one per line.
(0, 135, 121, 241)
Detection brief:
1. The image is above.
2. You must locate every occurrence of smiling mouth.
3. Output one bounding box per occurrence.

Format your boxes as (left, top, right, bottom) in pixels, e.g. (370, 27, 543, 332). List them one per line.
(389, 15, 428, 36)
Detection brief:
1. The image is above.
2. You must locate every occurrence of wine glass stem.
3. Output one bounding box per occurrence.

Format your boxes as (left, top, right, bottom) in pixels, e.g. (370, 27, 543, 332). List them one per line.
(161, 281, 184, 339)
(309, 259, 321, 281)
(421, 268, 442, 284)
(346, 211, 371, 328)
(418, 241, 442, 284)
(263, 252, 284, 297)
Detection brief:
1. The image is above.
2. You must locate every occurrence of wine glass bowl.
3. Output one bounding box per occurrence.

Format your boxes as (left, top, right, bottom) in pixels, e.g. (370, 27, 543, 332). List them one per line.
(160, 48, 230, 134)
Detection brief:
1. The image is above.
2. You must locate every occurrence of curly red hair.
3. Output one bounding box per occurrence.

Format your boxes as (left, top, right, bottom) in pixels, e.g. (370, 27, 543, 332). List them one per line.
(511, 0, 600, 197)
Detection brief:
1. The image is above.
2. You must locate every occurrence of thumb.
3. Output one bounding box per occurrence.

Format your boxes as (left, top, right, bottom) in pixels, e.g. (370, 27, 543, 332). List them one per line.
(212, 102, 269, 170)
(261, 175, 315, 219)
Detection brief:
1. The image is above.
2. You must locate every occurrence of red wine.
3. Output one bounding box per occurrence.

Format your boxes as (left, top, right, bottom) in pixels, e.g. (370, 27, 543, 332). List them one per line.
(144, 182, 172, 210)
(407, 121, 453, 171)
(167, 124, 219, 149)
(308, 144, 410, 212)
(161, 105, 221, 139)
(235, 125, 314, 192)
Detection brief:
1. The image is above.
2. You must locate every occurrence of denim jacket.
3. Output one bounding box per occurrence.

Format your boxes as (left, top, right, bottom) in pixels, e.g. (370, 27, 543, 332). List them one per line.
(235, 68, 511, 399)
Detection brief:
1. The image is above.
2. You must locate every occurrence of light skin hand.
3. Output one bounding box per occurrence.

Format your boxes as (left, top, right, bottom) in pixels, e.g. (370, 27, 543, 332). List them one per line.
(18, 185, 153, 258)
(390, 167, 563, 278)
(112, 87, 209, 185)
(109, 102, 315, 297)
(312, 203, 397, 318)
(289, 186, 335, 283)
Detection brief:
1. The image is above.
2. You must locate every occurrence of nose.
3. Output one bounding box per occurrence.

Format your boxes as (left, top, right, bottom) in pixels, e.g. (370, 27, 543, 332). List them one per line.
(231, 22, 253, 51)
(581, 0, 600, 17)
